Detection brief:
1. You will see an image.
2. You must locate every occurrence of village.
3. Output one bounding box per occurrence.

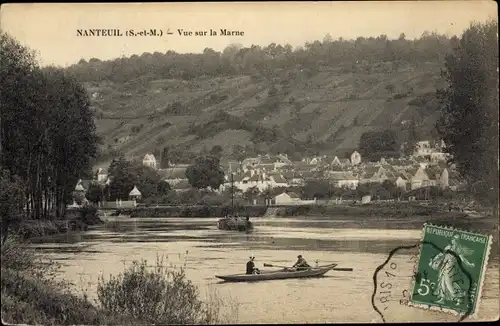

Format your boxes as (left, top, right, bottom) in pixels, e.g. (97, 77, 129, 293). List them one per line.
(81, 139, 467, 208)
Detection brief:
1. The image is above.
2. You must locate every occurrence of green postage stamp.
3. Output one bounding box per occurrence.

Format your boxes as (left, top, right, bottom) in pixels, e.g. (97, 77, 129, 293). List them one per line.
(409, 224, 492, 317)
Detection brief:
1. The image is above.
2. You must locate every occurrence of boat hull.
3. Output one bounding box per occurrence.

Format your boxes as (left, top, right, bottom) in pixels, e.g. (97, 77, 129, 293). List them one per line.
(215, 264, 337, 282)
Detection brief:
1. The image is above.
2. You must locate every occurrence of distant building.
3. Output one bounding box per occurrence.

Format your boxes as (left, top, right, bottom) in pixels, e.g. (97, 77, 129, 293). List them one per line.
(274, 192, 302, 205)
(142, 153, 157, 169)
(325, 171, 359, 189)
(96, 168, 108, 183)
(129, 185, 142, 200)
(350, 151, 362, 165)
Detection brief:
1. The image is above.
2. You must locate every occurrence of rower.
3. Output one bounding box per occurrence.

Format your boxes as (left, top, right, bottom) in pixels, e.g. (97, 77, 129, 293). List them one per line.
(246, 255, 260, 274)
(292, 254, 311, 271)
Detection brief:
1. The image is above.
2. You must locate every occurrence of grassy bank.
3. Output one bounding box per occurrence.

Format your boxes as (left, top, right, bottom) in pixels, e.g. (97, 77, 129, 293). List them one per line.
(12, 206, 104, 240)
(126, 202, 465, 219)
(1, 237, 230, 325)
(128, 205, 269, 218)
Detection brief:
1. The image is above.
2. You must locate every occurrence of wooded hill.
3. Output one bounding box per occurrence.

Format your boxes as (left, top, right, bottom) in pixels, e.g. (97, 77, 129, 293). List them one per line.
(65, 32, 455, 164)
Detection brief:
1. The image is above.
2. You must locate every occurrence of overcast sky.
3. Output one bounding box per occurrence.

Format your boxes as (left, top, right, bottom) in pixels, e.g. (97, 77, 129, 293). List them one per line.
(1, 1, 497, 67)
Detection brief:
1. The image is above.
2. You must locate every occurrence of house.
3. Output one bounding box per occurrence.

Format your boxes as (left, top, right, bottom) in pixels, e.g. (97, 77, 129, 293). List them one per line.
(95, 168, 108, 183)
(282, 171, 306, 186)
(359, 166, 389, 184)
(268, 173, 289, 188)
(331, 156, 351, 168)
(406, 166, 431, 190)
(241, 154, 291, 171)
(224, 169, 285, 193)
(325, 171, 359, 189)
(350, 151, 362, 165)
(413, 141, 433, 157)
(143, 153, 157, 169)
(394, 174, 409, 190)
(274, 192, 302, 205)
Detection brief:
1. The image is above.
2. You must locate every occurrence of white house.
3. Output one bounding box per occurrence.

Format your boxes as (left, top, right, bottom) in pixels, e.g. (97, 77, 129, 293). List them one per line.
(96, 168, 108, 183)
(395, 174, 408, 190)
(326, 171, 359, 189)
(142, 153, 157, 169)
(274, 192, 302, 205)
(350, 151, 362, 165)
(413, 141, 433, 157)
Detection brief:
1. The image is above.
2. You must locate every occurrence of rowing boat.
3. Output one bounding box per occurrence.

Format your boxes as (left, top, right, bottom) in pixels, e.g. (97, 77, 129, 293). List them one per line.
(215, 264, 337, 282)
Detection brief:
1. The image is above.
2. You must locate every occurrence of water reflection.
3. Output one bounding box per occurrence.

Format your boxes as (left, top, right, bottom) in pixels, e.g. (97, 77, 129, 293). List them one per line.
(30, 216, 499, 324)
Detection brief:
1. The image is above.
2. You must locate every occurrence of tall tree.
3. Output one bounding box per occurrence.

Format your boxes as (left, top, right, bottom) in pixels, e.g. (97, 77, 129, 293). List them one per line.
(0, 169, 25, 244)
(437, 20, 499, 213)
(1, 32, 98, 219)
(185, 156, 225, 190)
(160, 147, 170, 169)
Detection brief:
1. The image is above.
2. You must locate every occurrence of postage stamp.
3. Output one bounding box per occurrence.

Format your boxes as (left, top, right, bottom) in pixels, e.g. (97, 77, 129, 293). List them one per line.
(408, 224, 492, 317)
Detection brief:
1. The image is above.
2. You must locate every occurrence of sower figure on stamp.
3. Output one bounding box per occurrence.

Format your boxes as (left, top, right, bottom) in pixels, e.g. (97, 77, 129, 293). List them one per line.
(429, 233, 475, 306)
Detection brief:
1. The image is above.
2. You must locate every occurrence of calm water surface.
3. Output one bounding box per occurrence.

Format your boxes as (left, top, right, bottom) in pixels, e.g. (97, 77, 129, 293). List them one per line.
(32, 217, 499, 323)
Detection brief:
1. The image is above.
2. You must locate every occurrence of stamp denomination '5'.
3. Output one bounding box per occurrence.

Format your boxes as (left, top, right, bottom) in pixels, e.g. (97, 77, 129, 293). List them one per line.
(409, 224, 492, 317)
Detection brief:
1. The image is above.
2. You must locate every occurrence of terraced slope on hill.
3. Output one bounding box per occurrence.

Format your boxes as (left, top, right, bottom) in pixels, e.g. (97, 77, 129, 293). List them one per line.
(85, 61, 444, 163)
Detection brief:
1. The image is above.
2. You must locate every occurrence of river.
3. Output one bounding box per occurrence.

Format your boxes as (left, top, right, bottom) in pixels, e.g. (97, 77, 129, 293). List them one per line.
(30, 217, 499, 324)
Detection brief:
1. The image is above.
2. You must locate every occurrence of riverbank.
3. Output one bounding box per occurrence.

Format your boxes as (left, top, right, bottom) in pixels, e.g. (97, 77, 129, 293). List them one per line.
(12, 206, 104, 240)
(1, 237, 226, 325)
(125, 201, 472, 219)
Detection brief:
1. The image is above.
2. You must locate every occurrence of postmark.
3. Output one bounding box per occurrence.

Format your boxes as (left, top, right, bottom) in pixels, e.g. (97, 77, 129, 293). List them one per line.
(408, 224, 492, 317)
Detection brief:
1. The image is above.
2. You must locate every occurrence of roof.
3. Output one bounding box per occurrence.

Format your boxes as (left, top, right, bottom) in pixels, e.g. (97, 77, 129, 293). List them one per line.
(143, 153, 156, 161)
(361, 166, 382, 179)
(271, 174, 287, 184)
(276, 154, 292, 164)
(255, 163, 275, 170)
(339, 158, 351, 165)
(97, 168, 108, 175)
(425, 166, 442, 180)
(327, 171, 357, 180)
(277, 191, 300, 199)
(129, 185, 142, 196)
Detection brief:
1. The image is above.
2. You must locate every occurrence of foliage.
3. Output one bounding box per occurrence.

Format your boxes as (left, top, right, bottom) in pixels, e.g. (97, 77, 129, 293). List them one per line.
(86, 182, 104, 205)
(436, 20, 499, 212)
(66, 33, 453, 83)
(185, 156, 225, 190)
(302, 180, 331, 199)
(1, 32, 99, 220)
(105, 155, 169, 201)
(0, 169, 25, 244)
(1, 237, 225, 325)
(96, 256, 221, 324)
(243, 186, 260, 201)
(160, 147, 170, 168)
(209, 145, 223, 158)
(358, 130, 400, 161)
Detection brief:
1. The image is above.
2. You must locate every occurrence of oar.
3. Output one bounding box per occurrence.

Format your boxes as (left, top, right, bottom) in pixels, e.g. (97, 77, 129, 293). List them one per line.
(263, 263, 291, 269)
(332, 267, 353, 272)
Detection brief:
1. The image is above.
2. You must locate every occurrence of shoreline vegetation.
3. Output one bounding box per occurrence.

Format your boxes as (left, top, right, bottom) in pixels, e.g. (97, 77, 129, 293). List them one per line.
(1, 237, 232, 325)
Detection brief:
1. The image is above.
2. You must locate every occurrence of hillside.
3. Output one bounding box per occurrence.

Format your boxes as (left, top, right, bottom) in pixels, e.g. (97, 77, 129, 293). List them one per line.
(66, 34, 452, 164)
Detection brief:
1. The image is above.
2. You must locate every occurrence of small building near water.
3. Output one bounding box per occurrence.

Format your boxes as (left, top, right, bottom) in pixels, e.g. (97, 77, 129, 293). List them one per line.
(129, 185, 142, 201)
(274, 192, 302, 205)
(361, 195, 372, 204)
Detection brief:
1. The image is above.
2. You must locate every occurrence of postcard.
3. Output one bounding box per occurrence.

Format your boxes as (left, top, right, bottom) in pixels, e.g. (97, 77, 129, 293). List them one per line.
(0, 2, 498, 324)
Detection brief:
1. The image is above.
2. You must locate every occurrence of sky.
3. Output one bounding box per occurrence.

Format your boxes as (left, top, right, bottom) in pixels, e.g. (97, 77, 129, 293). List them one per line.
(0, 1, 497, 67)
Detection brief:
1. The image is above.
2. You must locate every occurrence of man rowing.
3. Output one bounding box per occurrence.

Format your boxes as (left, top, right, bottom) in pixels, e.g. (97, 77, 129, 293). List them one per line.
(292, 254, 311, 271)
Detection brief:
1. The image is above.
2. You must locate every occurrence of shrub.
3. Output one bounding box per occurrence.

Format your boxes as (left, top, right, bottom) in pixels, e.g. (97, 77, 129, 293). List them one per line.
(97, 256, 221, 324)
